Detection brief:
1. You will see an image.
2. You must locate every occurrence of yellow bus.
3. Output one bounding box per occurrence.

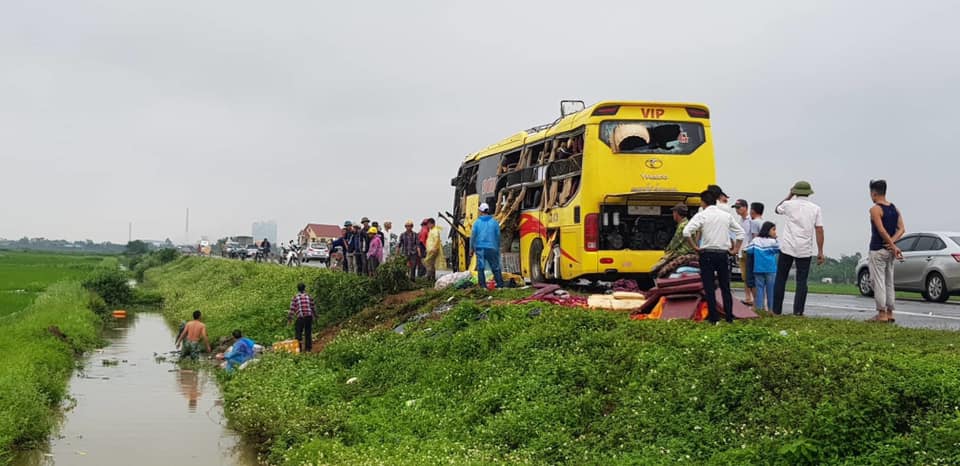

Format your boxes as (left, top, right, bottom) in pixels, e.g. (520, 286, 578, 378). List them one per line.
(448, 100, 716, 284)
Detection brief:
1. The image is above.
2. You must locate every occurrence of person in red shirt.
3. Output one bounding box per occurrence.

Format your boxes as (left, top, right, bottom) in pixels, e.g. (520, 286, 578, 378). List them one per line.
(287, 283, 315, 353)
(417, 219, 430, 277)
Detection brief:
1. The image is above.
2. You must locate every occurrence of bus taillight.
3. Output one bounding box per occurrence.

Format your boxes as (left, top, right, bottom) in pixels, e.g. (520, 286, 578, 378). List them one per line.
(584, 214, 599, 251)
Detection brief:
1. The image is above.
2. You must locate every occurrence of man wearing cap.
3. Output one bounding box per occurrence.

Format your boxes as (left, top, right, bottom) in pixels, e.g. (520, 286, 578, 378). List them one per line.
(708, 185, 737, 221)
(651, 203, 697, 278)
(471, 203, 504, 288)
(331, 224, 351, 272)
(399, 220, 421, 280)
(772, 181, 825, 316)
(684, 189, 746, 324)
(735, 199, 761, 306)
(357, 217, 372, 275)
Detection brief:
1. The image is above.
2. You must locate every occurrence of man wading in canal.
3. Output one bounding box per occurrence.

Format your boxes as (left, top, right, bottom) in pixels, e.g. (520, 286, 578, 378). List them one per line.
(176, 310, 211, 359)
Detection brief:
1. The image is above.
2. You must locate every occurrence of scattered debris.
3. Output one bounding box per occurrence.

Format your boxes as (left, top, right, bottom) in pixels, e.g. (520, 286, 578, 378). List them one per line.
(405, 399, 418, 407)
(527, 308, 542, 318)
(631, 276, 759, 321)
(514, 284, 588, 308)
(346, 377, 359, 385)
(611, 279, 641, 292)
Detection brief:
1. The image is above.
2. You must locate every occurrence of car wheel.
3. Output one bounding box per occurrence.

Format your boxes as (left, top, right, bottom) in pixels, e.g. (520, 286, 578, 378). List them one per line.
(924, 272, 949, 303)
(857, 269, 874, 297)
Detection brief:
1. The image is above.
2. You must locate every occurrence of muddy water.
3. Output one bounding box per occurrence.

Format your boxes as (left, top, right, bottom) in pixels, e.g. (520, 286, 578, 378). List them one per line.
(15, 313, 259, 466)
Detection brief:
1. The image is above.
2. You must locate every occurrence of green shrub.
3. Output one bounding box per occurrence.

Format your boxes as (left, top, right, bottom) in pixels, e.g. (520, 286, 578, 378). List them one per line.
(81, 266, 132, 306)
(81, 258, 131, 305)
(86, 290, 108, 315)
(371, 255, 413, 296)
(131, 248, 180, 281)
(311, 271, 374, 329)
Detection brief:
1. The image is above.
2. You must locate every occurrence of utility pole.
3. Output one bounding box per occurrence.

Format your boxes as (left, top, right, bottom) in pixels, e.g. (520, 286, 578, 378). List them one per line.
(128, 222, 132, 243)
(185, 208, 190, 244)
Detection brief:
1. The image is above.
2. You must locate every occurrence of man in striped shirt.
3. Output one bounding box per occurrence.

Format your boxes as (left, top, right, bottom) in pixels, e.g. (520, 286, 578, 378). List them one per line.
(287, 283, 315, 353)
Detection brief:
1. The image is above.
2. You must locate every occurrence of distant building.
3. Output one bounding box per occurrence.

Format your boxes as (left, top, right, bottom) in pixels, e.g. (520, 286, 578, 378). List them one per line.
(252, 221, 278, 245)
(298, 224, 341, 246)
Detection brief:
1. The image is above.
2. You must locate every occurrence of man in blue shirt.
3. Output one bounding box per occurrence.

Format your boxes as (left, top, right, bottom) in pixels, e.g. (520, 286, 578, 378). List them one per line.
(471, 203, 505, 289)
(222, 329, 255, 373)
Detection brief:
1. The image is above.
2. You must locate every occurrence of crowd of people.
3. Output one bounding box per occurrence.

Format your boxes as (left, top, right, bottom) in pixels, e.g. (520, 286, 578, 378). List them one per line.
(180, 179, 905, 364)
(330, 216, 447, 280)
(665, 179, 903, 324)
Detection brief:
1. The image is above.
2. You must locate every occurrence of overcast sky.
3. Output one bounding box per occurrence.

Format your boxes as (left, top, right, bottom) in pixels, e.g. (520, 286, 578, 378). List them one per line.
(1, 0, 957, 256)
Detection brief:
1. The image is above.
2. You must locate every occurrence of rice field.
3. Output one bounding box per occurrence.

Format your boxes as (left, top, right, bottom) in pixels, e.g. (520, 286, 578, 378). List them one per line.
(0, 250, 104, 317)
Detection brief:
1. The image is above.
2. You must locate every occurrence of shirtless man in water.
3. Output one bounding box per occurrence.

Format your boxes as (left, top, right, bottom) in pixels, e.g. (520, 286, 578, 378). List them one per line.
(175, 310, 211, 359)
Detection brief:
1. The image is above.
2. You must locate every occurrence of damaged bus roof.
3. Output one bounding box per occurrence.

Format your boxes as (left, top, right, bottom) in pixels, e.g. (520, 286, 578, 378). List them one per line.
(462, 101, 709, 163)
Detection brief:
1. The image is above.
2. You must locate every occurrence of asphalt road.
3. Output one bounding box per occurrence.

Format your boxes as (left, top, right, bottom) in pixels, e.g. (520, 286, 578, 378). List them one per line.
(780, 292, 960, 331)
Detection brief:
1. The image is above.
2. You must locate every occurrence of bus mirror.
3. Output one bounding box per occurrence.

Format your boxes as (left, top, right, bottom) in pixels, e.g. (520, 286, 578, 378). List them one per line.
(650, 124, 681, 149)
(560, 100, 585, 117)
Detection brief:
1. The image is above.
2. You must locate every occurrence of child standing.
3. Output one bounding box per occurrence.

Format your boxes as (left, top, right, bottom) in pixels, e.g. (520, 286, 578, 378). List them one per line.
(745, 222, 780, 312)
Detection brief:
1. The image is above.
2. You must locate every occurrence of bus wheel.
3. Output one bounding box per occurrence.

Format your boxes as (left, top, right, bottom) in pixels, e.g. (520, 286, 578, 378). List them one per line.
(529, 239, 545, 283)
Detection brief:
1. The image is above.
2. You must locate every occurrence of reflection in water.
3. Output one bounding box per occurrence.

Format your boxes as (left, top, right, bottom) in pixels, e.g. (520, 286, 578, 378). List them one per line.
(177, 369, 202, 412)
(14, 313, 258, 466)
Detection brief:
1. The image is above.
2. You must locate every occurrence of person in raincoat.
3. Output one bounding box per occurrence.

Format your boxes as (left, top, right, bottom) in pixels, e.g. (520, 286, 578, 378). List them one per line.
(424, 218, 446, 281)
(366, 227, 383, 275)
(218, 329, 255, 373)
(471, 202, 504, 288)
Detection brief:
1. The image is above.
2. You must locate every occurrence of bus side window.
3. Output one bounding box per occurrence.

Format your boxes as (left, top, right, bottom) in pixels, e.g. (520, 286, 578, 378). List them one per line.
(500, 150, 521, 175)
(528, 143, 545, 166)
(523, 187, 542, 210)
(462, 165, 478, 196)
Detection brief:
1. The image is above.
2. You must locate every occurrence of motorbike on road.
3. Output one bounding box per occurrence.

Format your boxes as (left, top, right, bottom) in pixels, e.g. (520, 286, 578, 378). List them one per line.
(280, 244, 303, 267)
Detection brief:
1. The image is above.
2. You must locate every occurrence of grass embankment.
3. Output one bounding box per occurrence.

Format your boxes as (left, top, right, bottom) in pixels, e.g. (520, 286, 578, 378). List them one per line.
(148, 257, 960, 465)
(0, 252, 119, 462)
(145, 257, 375, 345)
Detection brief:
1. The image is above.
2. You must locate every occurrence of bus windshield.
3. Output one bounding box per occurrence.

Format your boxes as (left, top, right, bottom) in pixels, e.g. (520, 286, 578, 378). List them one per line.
(599, 120, 705, 155)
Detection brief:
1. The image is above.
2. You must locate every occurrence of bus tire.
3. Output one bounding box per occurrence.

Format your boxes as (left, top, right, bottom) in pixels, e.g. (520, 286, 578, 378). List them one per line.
(529, 239, 545, 284)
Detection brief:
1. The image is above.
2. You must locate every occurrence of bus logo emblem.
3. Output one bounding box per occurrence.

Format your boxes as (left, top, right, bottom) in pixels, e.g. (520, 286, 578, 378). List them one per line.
(645, 159, 663, 169)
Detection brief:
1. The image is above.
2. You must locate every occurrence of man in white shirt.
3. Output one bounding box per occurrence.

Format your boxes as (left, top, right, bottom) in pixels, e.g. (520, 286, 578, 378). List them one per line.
(708, 184, 737, 221)
(684, 189, 746, 324)
(772, 181, 825, 316)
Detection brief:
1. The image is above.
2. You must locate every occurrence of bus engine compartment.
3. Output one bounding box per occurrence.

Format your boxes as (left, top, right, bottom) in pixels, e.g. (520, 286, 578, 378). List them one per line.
(597, 204, 690, 251)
